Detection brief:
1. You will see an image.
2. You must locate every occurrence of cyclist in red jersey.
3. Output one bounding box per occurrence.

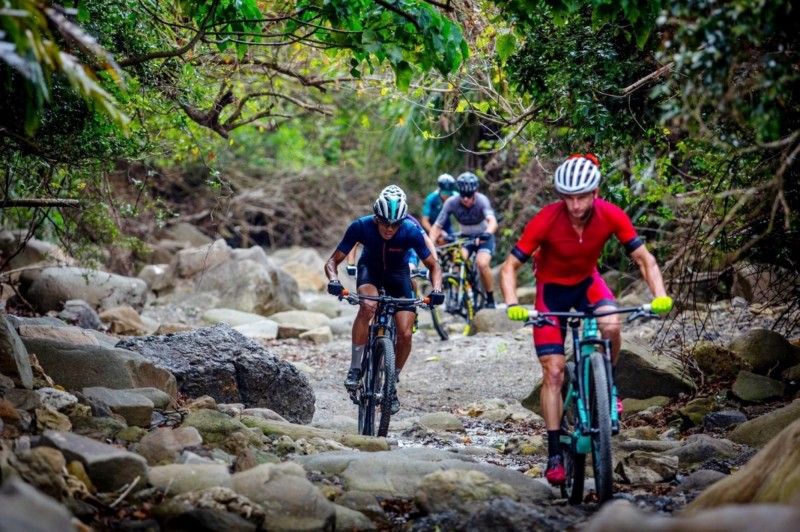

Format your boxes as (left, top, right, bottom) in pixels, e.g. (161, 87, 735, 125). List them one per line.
(499, 154, 673, 486)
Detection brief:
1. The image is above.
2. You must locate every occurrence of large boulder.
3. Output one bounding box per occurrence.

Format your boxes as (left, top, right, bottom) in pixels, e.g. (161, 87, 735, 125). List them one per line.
(116, 324, 315, 424)
(685, 416, 800, 512)
(731, 262, 799, 304)
(19, 267, 147, 312)
(21, 338, 177, 399)
(728, 399, 800, 448)
(729, 328, 799, 378)
(615, 335, 697, 399)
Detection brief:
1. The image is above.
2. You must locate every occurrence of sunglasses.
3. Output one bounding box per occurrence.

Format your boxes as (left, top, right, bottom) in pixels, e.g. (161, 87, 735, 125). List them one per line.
(376, 217, 403, 229)
(460, 192, 475, 200)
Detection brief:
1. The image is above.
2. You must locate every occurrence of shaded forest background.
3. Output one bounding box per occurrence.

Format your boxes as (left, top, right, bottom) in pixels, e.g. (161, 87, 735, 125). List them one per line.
(1, 0, 798, 321)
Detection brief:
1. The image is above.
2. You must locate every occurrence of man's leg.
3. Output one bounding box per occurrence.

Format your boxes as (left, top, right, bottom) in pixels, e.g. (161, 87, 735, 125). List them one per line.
(345, 283, 378, 390)
(393, 310, 415, 371)
(596, 305, 622, 363)
(540, 353, 567, 485)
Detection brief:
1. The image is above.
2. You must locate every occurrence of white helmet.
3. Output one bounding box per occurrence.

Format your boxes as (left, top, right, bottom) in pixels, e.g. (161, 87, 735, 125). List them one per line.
(554, 155, 601, 194)
(373, 185, 408, 223)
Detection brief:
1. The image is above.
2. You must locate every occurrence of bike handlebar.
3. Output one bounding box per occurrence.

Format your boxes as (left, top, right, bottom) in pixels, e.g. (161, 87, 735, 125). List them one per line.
(338, 289, 430, 308)
(524, 305, 660, 328)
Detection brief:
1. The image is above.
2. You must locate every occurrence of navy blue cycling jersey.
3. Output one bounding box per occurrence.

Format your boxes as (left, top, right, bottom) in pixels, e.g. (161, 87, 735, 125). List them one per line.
(337, 216, 431, 271)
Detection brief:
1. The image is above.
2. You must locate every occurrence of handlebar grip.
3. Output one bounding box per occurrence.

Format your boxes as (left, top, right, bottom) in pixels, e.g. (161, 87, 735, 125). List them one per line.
(341, 289, 350, 297)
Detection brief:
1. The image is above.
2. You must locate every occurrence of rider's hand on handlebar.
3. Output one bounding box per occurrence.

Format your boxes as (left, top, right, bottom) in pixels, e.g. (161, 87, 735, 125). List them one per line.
(651, 296, 673, 314)
(506, 304, 529, 321)
(428, 290, 445, 306)
(327, 279, 344, 296)
(346, 265, 357, 277)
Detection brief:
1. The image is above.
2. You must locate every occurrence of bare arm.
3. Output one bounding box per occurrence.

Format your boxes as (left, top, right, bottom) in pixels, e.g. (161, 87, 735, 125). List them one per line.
(421, 216, 433, 233)
(485, 215, 498, 234)
(428, 224, 442, 247)
(420, 253, 443, 292)
(346, 244, 360, 267)
(630, 246, 667, 298)
(324, 249, 348, 281)
(500, 254, 524, 305)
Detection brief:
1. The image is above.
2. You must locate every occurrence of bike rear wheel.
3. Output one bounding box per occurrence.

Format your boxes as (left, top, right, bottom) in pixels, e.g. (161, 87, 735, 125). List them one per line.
(560, 361, 586, 504)
(357, 350, 377, 436)
(375, 336, 396, 437)
(589, 352, 613, 503)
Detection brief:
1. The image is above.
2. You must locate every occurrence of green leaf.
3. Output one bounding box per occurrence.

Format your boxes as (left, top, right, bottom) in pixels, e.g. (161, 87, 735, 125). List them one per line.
(394, 61, 413, 92)
(496, 33, 516, 62)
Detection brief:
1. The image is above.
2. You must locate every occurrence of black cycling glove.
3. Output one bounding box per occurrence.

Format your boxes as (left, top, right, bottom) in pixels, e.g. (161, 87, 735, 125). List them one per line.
(429, 290, 445, 306)
(327, 279, 344, 296)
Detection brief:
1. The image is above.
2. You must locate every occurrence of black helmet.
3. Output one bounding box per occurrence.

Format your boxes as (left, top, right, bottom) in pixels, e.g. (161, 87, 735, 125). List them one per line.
(456, 172, 479, 197)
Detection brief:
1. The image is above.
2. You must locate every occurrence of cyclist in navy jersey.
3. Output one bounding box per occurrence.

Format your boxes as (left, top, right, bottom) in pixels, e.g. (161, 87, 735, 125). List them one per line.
(325, 185, 444, 413)
(421, 173, 457, 245)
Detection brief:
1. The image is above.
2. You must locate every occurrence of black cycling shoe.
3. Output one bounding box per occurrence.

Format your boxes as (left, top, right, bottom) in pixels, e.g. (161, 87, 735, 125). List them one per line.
(390, 390, 401, 414)
(485, 301, 496, 309)
(344, 368, 361, 391)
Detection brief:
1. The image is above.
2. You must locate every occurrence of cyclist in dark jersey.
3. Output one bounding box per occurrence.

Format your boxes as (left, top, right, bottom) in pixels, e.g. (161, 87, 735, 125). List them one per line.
(325, 185, 444, 413)
(499, 154, 673, 486)
(421, 173, 457, 244)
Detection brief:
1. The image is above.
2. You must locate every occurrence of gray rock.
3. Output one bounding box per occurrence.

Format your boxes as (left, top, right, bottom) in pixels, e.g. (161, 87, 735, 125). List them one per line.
(661, 434, 738, 468)
(22, 338, 177, 399)
(183, 409, 255, 445)
(116, 324, 314, 424)
(138, 427, 204, 465)
(0, 477, 75, 532)
(415, 469, 517, 515)
(127, 387, 172, 410)
(615, 335, 697, 399)
(16, 324, 100, 345)
(163, 509, 256, 532)
(704, 410, 747, 430)
(326, 315, 356, 336)
(20, 267, 147, 313)
(615, 451, 679, 484)
(149, 463, 232, 495)
(462, 497, 554, 532)
(82, 387, 154, 428)
(41, 430, 148, 492)
(732, 370, 785, 403)
(35, 388, 78, 412)
(69, 415, 127, 440)
(729, 328, 799, 378)
(232, 462, 336, 531)
(0, 313, 33, 389)
(729, 399, 800, 448)
(57, 300, 103, 330)
(202, 308, 270, 327)
(674, 469, 728, 493)
(471, 308, 527, 334)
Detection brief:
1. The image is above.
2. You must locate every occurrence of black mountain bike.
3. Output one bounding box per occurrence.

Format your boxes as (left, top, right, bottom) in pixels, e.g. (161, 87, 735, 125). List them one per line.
(520, 304, 660, 504)
(337, 288, 431, 436)
(437, 234, 487, 335)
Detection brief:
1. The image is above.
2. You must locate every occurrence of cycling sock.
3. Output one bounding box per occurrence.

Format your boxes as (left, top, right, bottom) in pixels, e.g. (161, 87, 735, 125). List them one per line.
(486, 291, 494, 303)
(547, 430, 561, 458)
(350, 344, 365, 369)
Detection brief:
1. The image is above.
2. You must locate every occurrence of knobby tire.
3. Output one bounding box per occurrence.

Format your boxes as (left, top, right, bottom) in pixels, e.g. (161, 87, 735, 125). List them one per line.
(589, 352, 613, 503)
(376, 336, 396, 437)
(560, 361, 586, 503)
(357, 348, 376, 436)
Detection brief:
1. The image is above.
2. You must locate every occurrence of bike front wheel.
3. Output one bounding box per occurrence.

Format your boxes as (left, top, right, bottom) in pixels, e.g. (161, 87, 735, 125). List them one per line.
(375, 336, 396, 437)
(589, 352, 613, 503)
(430, 304, 449, 340)
(357, 350, 377, 436)
(560, 361, 585, 504)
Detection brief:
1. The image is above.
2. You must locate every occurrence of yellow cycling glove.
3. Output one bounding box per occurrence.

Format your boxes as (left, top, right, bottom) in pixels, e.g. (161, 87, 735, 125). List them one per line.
(507, 304, 529, 321)
(651, 296, 673, 314)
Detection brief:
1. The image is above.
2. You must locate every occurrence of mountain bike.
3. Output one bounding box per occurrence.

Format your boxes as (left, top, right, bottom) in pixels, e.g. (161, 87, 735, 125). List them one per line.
(337, 288, 431, 437)
(411, 269, 448, 340)
(436, 234, 487, 335)
(521, 304, 660, 504)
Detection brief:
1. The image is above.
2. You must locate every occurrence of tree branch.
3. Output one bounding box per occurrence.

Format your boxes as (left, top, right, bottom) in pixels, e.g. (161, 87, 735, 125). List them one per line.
(0, 198, 81, 208)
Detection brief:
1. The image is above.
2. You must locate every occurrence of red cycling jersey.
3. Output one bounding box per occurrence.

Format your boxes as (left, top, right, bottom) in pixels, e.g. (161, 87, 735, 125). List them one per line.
(511, 198, 642, 285)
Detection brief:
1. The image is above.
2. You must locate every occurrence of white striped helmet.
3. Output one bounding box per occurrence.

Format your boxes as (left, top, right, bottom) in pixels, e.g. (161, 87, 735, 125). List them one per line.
(373, 185, 408, 223)
(554, 155, 601, 194)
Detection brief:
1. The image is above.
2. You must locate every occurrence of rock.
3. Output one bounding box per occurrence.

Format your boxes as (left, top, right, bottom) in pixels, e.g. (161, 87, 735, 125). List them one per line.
(69, 415, 127, 440)
(661, 434, 738, 468)
(729, 328, 799, 378)
(267, 310, 330, 339)
(41, 430, 148, 492)
(232, 462, 337, 531)
(732, 370, 785, 403)
(674, 469, 728, 493)
(56, 300, 103, 330)
(163, 509, 257, 532)
(464, 398, 542, 424)
(241, 408, 288, 423)
(202, 308, 270, 327)
(326, 315, 356, 336)
(471, 308, 526, 334)
(158, 222, 213, 248)
(9, 446, 68, 500)
(137, 264, 172, 292)
(729, 399, 800, 448)
(98, 306, 148, 335)
(34, 388, 78, 412)
(0, 313, 33, 389)
(615, 451, 679, 484)
(621, 396, 671, 418)
(170, 486, 266, 528)
(615, 335, 697, 399)
(334, 503, 378, 531)
(691, 341, 751, 380)
(686, 416, 800, 512)
(678, 396, 718, 427)
(0, 233, 72, 269)
(240, 416, 388, 452)
(116, 426, 148, 443)
(731, 262, 799, 304)
(116, 324, 314, 424)
(0, 477, 75, 531)
(20, 267, 148, 312)
(515, 286, 537, 305)
(149, 463, 233, 495)
(232, 320, 280, 341)
(173, 238, 233, 279)
(138, 427, 204, 465)
(16, 324, 100, 346)
(35, 405, 72, 432)
(82, 387, 154, 428)
(127, 387, 172, 410)
(418, 412, 465, 433)
(23, 338, 177, 399)
(703, 410, 747, 430)
(415, 469, 518, 514)
(299, 325, 333, 344)
(584, 499, 800, 532)
(183, 409, 254, 445)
